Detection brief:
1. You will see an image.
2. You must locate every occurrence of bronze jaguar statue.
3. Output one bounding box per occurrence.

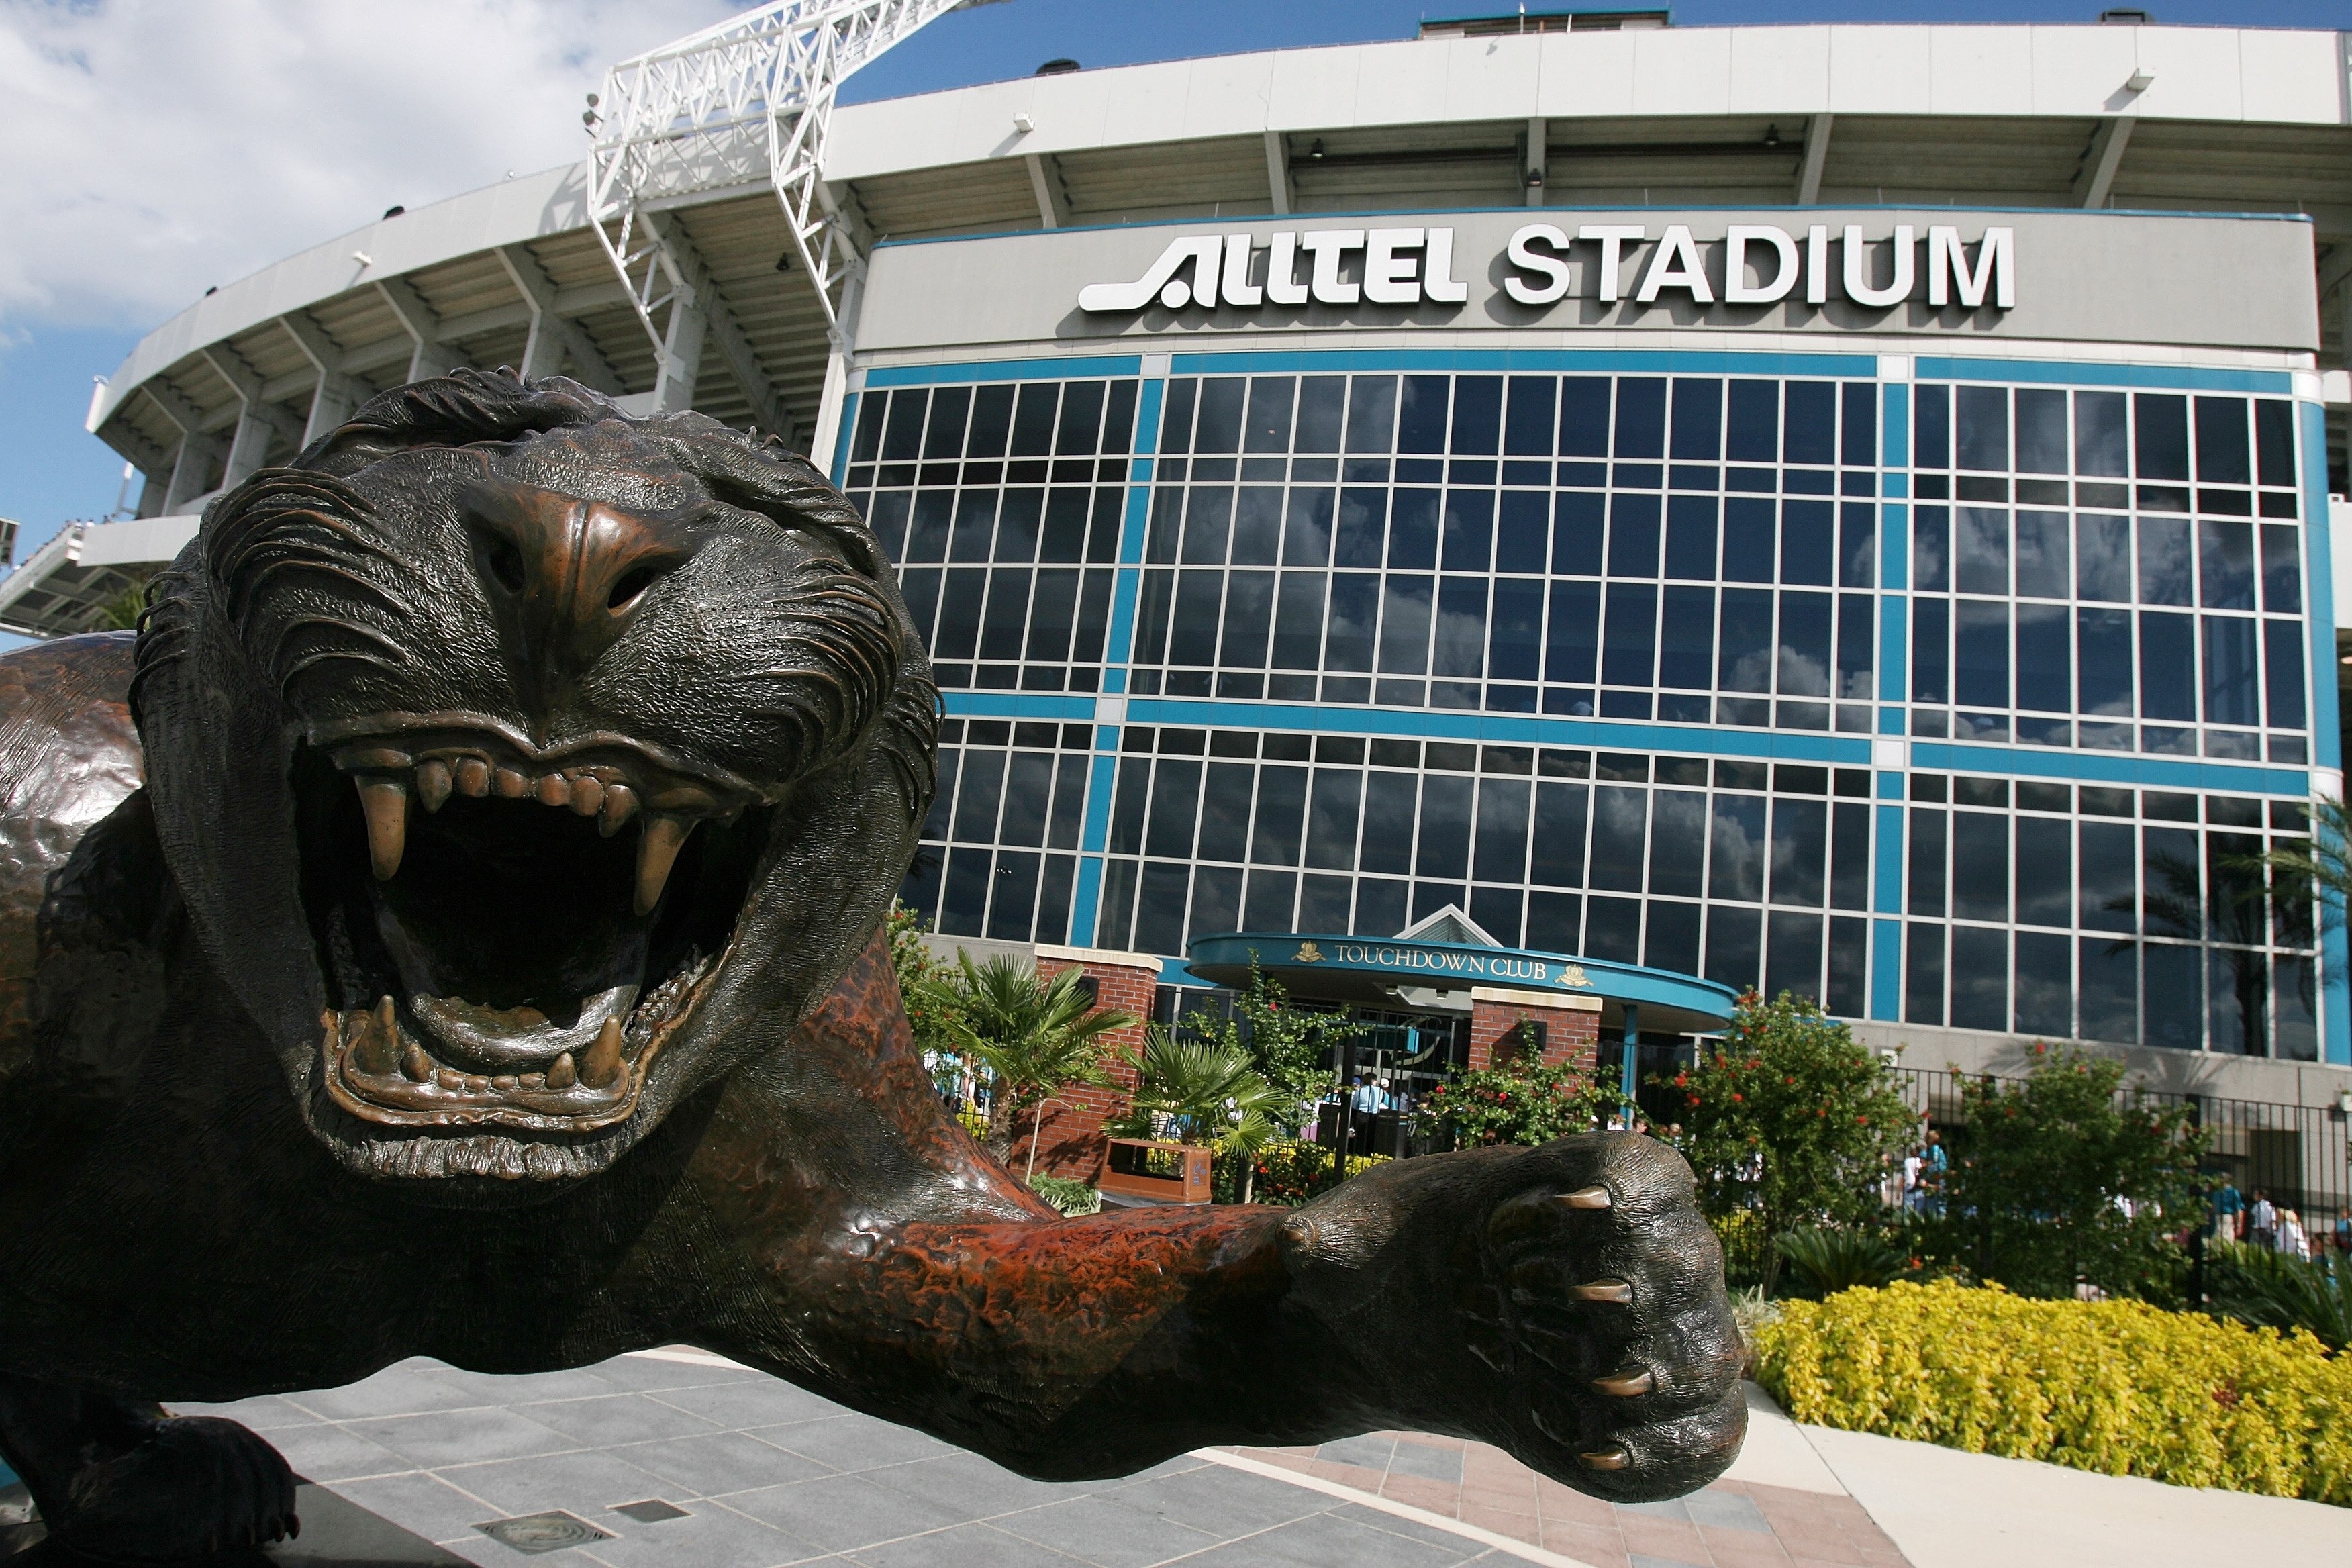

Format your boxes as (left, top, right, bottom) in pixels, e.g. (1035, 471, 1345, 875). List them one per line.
(0, 371, 1742, 1562)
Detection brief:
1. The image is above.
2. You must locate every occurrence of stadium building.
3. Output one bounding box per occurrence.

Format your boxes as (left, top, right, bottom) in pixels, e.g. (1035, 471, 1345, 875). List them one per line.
(21, 5, 2352, 1134)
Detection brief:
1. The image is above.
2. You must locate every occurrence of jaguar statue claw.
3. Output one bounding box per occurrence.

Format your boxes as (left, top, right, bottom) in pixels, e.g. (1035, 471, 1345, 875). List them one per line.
(0, 371, 1742, 1556)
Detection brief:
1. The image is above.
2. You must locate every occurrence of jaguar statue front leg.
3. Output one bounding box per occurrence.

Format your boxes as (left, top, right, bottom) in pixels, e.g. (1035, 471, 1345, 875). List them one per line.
(680, 938, 1746, 1498)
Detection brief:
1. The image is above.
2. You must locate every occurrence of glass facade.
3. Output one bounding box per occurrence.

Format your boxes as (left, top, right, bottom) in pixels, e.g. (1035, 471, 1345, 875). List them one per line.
(844, 355, 2335, 1063)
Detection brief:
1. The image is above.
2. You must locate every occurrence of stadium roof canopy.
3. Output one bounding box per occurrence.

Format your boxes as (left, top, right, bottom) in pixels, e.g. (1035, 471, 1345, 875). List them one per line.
(14, 11, 2350, 638)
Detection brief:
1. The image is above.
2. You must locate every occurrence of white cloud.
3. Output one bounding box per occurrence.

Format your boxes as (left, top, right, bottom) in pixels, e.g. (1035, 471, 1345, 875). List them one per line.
(0, 0, 741, 330)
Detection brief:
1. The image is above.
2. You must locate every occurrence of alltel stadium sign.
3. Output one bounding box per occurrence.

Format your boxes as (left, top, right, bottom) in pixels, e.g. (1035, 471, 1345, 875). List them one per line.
(1077, 222, 2014, 314)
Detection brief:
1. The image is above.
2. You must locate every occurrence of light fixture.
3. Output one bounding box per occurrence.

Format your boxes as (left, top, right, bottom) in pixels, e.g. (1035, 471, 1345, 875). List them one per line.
(774, 251, 792, 273)
(1525, 168, 1543, 188)
(1764, 123, 1781, 148)
(1012, 112, 1034, 134)
(2125, 68, 2155, 92)
(2338, 1086, 2352, 1115)
(1308, 138, 1326, 160)
(352, 251, 372, 267)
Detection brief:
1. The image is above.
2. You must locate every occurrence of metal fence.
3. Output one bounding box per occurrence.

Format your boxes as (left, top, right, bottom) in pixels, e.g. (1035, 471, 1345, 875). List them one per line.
(1891, 1065, 2352, 1234)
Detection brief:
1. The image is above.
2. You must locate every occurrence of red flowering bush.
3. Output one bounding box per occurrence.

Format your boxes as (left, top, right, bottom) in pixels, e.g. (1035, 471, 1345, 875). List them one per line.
(1420, 1022, 1624, 1148)
(1673, 989, 1916, 1292)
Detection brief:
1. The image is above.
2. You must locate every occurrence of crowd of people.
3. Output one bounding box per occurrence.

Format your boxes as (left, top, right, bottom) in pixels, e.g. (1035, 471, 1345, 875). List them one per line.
(2211, 1180, 2349, 1262)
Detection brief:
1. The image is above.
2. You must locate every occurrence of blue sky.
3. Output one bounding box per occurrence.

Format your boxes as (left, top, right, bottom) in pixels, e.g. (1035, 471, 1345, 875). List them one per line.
(3, 0, 2340, 571)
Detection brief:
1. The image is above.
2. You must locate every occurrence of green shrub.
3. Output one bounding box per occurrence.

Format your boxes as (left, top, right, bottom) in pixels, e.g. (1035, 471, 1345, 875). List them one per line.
(1775, 1226, 1913, 1297)
(1753, 1279, 2352, 1504)
(1026, 1173, 1101, 1216)
(1914, 1042, 2208, 1304)
(1240, 1139, 1389, 1207)
(2208, 1242, 2352, 1352)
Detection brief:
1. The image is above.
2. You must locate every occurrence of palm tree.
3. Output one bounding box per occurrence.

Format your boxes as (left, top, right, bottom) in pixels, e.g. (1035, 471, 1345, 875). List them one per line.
(1108, 1026, 1288, 1161)
(916, 954, 1138, 1169)
(2256, 796, 2346, 922)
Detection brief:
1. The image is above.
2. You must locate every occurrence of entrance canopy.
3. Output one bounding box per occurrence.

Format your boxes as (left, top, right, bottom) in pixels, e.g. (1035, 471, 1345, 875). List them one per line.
(1185, 928, 1739, 1037)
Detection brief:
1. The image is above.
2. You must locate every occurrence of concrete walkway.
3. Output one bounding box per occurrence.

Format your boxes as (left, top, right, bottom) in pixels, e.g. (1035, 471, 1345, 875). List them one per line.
(3, 1356, 2332, 1567)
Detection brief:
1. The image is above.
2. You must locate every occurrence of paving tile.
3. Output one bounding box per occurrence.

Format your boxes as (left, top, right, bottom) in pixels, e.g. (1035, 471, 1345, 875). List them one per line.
(648, 1377, 846, 1432)
(1459, 1480, 1541, 1515)
(1630, 1554, 1710, 1568)
(292, 1364, 493, 1422)
(724, 1473, 970, 1553)
(1704, 1536, 1797, 1568)
(587, 1356, 769, 1395)
(266, 1421, 416, 1483)
(433, 1532, 532, 1568)
(1618, 1497, 1691, 1522)
(845, 1520, 1089, 1568)
(990, 1493, 1220, 1568)
(424, 1367, 628, 1406)
(1534, 1488, 1619, 1530)
(433, 1447, 681, 1520)
(614, 1430, 836, 1497)
(1186, 1510, 1475, 1568)
(1327, 1502, 1481, 1553)
(1378, 1473, 1461, 1514)
(1385, 1438, 1465, 1485)
(861, 1451, 1090, 1518)
(1301, 1460, 1386, 1495)
(756, 1413, 961, 1473)
(1687, 1489, 1772, 1534)
(573, 1498, 811, 1568)
(1312, 1434, 1394, 1472)
(1455, 1502, 1540, 1543)
(1096, 1465, 1325, 1538)
(330, 1470, 506, 1547)
(1536, 1518, 1632, 1568)
(347, 1407, 577, 1469)
(168, 1393, 321, 1432)
(1617, 1514, 1709, 1563)
(519, 1393, 724, 1447)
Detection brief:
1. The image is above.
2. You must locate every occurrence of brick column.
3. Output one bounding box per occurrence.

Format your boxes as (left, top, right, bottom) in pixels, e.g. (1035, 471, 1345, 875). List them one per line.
(1468, 986, 1600, 1071)
(1018, 944, 1161, 1182)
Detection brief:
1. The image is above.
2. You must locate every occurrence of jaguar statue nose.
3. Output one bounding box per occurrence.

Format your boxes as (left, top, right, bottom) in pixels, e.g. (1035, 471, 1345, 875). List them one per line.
(460, 479, 689, 687)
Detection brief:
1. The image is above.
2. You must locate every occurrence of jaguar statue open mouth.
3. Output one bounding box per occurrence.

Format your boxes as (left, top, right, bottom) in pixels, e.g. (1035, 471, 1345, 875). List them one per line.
(305, 727, 770, 1132)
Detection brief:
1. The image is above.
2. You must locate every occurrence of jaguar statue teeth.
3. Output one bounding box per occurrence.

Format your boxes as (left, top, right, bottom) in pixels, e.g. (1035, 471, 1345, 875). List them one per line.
(0, 370, 1743, 1563)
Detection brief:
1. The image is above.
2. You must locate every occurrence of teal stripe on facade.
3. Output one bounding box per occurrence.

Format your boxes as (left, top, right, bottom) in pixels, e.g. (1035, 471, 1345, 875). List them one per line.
(1080, 752, 1119, 855)
(1871, 918, 1902, 1020)
(2298, 398, 2348, 1065)
(1171, 348, 1878, 378)
(2300, 400, 2340, 771)
(1067, 370, 1165, 945)
(1881, 503, 1908, 589)
(1126, 699, 1875, 762)
(1878, 595, 1908, 703)
(830, 390, 859, 487)
(863, 356, 1143, 388)
(1913, 357, 2294, 394)
(942, 691, 1097, 720)
(1906, 742, 2307, 795)
(1881, 382, 1910, 468)
(1069, 857, 1103, 945)
(1873, 805, 1904, 912)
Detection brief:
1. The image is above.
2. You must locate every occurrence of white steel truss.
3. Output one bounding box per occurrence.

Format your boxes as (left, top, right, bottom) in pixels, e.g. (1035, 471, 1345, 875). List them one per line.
(585, 0, 996, 367)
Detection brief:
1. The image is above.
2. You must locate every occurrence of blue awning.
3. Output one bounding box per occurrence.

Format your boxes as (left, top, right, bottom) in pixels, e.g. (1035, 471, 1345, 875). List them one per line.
(1185, 931, 1738, 1034)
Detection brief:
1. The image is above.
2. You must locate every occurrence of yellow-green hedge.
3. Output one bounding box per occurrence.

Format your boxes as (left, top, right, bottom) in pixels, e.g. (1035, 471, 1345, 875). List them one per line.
(1752, 1279, 2352, 1505)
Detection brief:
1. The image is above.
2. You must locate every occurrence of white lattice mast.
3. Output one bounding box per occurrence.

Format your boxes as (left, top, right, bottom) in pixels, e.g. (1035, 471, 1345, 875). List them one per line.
(583, 1, 997, 428)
